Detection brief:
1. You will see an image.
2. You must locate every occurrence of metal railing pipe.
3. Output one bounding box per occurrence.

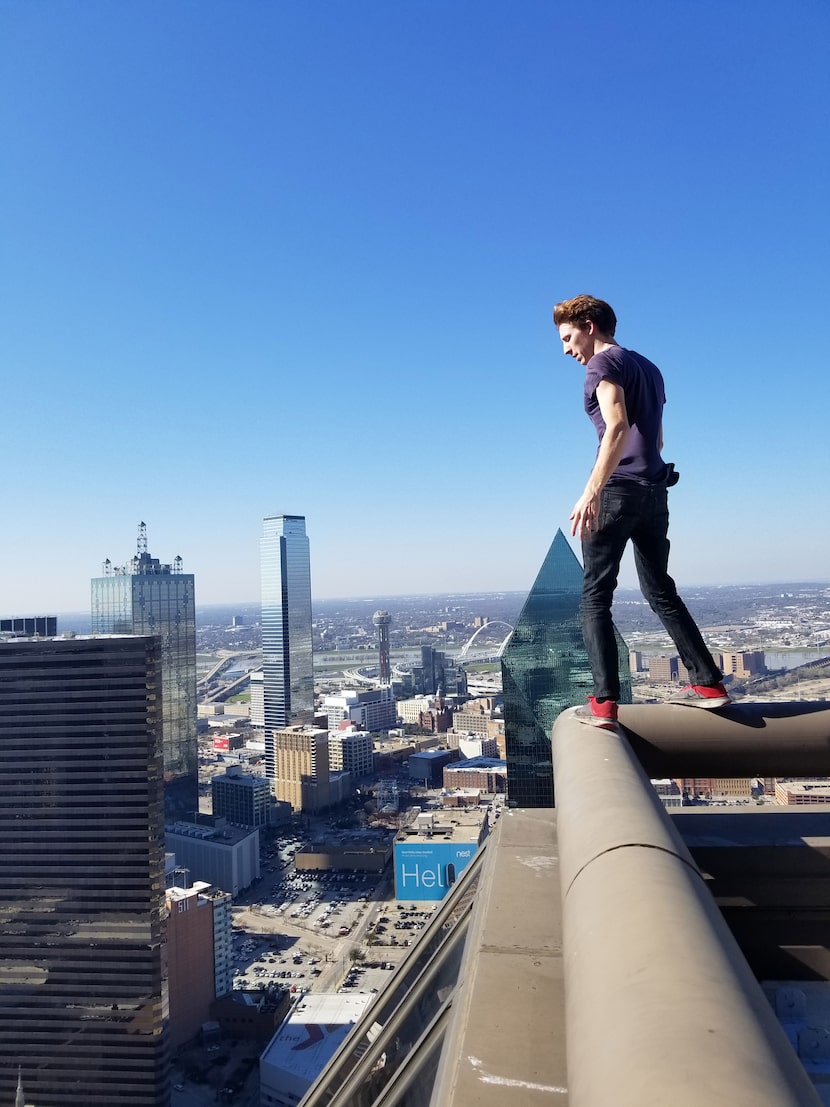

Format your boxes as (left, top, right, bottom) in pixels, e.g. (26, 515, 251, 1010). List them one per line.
(552, 711, 822, 1107)
(616, 700, 830, 778)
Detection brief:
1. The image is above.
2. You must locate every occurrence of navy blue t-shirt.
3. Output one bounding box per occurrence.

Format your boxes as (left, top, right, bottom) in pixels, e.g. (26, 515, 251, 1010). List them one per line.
(584, 346, 667, 484)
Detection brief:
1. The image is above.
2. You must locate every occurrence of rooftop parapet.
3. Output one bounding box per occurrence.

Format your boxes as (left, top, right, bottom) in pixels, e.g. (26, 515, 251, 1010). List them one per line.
(615, 700, 830, 777)
(552, 706, 825, 1107)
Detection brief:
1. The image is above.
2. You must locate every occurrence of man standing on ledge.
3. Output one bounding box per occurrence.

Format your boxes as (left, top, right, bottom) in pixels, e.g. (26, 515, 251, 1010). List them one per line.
(553, 293, 730, 729)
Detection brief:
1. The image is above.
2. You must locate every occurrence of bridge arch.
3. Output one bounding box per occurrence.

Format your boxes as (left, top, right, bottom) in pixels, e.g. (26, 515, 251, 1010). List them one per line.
(459, 621, 515, 658)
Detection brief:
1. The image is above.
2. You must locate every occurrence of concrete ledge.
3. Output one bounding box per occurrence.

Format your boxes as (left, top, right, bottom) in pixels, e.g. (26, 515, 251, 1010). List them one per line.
(434, 808, 568, 1106)
(617, 700, 830, 777)
(552, 713, 823, 1107)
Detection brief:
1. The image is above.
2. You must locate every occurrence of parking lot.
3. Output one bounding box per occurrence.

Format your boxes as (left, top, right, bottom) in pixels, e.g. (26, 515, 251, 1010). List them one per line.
(230, 831, 439, 996)
(170, 828, 440, 1103)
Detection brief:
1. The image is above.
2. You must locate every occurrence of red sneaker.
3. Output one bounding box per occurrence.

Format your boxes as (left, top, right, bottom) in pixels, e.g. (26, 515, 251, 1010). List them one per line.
(669, 683, 731, 709)
(573, 696, 619, 730)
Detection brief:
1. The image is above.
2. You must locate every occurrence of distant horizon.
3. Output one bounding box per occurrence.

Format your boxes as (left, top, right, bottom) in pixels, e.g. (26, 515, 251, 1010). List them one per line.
(29, 577, 830, 622)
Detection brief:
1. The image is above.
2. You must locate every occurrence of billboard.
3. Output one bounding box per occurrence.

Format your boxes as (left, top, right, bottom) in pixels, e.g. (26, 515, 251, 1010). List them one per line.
(393, 840, 478, 902)
(213, 735, 230, 751)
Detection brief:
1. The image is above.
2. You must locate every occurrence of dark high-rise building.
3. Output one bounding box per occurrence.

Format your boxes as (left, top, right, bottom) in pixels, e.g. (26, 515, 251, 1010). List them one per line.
(0, 635, 169, 1107)
(260, 514, 313, 729)
(502, 529, 631, 807)
(91, 522, 197, 820)
(212, 765, 271, 828)
(373, 609, 392, 684)
(411, 646, 467, 699)
(0, 615, 57, 637)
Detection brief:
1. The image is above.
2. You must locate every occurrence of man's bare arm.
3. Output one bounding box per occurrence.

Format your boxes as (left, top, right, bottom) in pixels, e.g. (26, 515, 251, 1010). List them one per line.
(570, 380, 630, 539)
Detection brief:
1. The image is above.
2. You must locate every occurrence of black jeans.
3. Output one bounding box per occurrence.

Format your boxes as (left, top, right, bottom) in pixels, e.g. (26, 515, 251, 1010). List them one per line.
(581, 481, 722, 701)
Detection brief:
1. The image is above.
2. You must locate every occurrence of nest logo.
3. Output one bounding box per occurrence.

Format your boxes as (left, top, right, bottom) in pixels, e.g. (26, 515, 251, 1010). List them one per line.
(394, 842, 477, 902)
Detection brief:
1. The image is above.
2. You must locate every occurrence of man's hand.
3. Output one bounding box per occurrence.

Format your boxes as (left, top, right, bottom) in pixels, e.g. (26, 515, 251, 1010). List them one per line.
(570, 489, 601, 540)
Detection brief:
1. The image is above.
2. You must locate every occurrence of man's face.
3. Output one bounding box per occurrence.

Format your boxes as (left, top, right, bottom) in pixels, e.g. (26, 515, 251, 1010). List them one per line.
(558, 320, 594, 365)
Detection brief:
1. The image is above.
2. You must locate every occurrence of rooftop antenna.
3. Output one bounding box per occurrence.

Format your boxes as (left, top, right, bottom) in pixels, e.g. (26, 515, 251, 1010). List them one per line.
(137, 521, 148, 557)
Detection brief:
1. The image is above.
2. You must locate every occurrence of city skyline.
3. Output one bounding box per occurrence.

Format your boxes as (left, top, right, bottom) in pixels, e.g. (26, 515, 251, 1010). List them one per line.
(2, 3, 829, 613)
(13, 573, 830, 636)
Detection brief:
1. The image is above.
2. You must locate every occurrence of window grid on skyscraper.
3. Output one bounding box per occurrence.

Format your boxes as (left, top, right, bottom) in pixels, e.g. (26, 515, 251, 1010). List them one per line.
(91, 535, 197, 821)
(0, 635, 169, 1107)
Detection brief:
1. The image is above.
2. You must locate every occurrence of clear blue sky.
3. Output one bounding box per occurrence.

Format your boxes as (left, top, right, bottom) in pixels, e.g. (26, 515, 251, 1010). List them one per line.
(2, 0, 828, 613)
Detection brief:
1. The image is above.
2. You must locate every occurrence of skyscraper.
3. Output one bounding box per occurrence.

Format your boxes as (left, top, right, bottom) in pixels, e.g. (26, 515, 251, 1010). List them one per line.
(502, 529, 631, 807)
(410, 646, 467, 699)
(91, 523, 197, 820)
(268, 726, 330, 813)
(0, 635, 169, 1107)
(373, 609, 392, 683)
(260, 514, 313, 729)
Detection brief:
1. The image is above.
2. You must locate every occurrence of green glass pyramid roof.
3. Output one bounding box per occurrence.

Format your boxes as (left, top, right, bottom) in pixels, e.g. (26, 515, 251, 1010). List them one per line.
(502, 529, 631, 807)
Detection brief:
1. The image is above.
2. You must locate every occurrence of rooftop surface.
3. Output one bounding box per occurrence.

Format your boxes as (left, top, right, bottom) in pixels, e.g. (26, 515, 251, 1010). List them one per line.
(261, 992, 374, 1087)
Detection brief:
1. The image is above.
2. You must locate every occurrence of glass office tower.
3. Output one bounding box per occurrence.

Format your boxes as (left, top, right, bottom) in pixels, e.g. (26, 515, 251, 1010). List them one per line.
(91, 524, 197, 821)
(0, 635, 169, 1107)
(502, 529, 631, 808)
(260, 514, 314, 729)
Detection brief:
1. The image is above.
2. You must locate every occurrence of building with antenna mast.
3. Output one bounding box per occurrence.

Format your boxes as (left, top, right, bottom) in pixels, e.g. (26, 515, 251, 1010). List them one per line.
(91, 522, 197, 821)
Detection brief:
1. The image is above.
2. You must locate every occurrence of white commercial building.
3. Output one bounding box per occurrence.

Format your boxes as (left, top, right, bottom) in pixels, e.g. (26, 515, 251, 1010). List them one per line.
(328, 729, 374, 778)
(210, 887, 234, 997)
(457, 736, 500, 760)
(323, 686, 397, 732)
(260, 992, 374, 1107)
(249, 669, 264, 728)
(165, 819, 260, 898)
(324, 691, 361, 729)
(396, 696, 433, 725)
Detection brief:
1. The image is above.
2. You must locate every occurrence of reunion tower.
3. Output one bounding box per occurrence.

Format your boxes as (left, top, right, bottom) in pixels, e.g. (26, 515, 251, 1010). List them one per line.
(373, 609, 392, 684)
